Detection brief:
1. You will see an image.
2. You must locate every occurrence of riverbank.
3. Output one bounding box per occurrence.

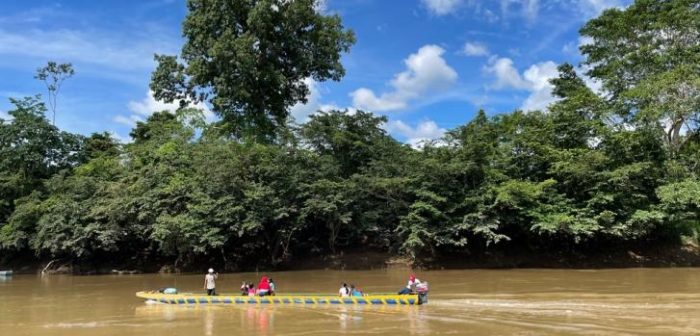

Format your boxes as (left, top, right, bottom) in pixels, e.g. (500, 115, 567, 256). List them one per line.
(3, 242, 700, 275)
(288, 242, 700, 270)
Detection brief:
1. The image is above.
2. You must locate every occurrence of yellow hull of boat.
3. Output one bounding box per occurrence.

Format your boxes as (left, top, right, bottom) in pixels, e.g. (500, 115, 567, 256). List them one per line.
(136, 291, 423, 305)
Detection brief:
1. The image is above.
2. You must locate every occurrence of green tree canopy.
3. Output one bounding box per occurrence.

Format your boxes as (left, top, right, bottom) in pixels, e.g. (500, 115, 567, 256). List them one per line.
(151, 0, 355, 142)
(580, 0, 700, 154)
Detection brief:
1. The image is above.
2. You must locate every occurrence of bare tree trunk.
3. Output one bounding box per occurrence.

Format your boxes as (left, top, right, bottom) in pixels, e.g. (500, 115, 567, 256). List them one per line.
(41, 259, 58, 274)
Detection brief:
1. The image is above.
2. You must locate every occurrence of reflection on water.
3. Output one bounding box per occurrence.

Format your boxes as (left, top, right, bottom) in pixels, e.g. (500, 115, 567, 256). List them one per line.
(1, 268, 700, 335)
(132, 301, 428, 335)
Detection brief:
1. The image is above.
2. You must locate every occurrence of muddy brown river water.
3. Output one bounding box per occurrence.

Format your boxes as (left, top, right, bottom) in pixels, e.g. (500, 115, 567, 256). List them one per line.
(1, 268, 699, 335)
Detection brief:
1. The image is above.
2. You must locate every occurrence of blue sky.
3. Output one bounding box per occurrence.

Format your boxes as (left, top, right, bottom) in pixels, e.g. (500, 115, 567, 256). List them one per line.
(0, 0, 630, 145)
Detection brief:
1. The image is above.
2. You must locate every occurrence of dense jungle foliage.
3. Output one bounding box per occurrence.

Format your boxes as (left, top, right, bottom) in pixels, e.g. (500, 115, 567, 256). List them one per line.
(1, 0, 699, 270)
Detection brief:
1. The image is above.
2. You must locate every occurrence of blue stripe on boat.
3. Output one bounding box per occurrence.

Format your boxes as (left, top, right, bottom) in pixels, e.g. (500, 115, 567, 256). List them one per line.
(211, 298, 220, 304)
(282, 298, 291, 304)
(160, 299, 168, 304)
(385, 299, 397, 304)
(304, 299, 314, 304)
(187, 299, 196, 304)
(247, 299, 257, 304)
(356, 299, 367, 304)
(407, 299, 415, 304)
(177, 299, 185, 304)
(261, 299, 270, 304)
(370, 299, 382, 304)
(317, 299, 327, 304)
(343, 299, 354, 304)
(199, 298, 208, 304)
(330, 299, 341, 304)
(293, 298, 302, 303)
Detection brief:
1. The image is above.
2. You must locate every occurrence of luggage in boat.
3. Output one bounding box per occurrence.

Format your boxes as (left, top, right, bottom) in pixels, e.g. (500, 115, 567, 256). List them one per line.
(158, 287, 178, 294)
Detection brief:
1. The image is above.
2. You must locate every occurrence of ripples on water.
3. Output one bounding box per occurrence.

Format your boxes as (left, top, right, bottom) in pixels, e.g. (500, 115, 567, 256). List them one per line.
(1, 268, 699, 335)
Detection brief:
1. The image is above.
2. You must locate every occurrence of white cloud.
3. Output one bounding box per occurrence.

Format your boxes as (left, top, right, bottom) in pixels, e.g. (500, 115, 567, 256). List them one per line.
(578, 36, 594, 48)
(485, 57, 559, 111)
(114, 91, 215, 128)
(0, 109, 9, 121)
(385, 119, 447, 148)
(485, 57, 530, 90)
(523, 0, 540, 21)
(351, 88, 406, 111)
(421, 0, 463, 15)
(351, 45, 458, 112)
(483, 9, 499, 23)
(462, 42, 490, 57)
(578, 0, 623, 16)
(113, 114, 143, 128)
(500, 0, 541, 21)
(290, 78, 323, 123)
(289, 78, 360, 123)
(314, 0, 328, 13)
(0, 29, 177, 72)
(319, 104, 359, 115)
(108, 131, 132, 144)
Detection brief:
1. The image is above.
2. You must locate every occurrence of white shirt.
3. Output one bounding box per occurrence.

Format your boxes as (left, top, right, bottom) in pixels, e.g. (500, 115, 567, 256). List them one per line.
(407, 279, 420, 289)
(205, 274, 217, 289)
(339, 286, 349, 297)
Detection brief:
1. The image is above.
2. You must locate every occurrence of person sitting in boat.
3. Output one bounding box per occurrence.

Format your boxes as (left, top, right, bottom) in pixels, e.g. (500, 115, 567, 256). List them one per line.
(339, 283, 350, 297)
(203, 268, 218, 296)
(398, 274, 420, 295)
(256, 276, 271, 296)
(240, 281, 248, 296)
(247, 283, 256, 297)
(350, 284, 363, 297)
(268, 278, 276, 295)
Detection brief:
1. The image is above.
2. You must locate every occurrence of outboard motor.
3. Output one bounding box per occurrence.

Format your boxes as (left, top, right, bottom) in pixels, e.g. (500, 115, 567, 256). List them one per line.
(416, 281, 429, 304)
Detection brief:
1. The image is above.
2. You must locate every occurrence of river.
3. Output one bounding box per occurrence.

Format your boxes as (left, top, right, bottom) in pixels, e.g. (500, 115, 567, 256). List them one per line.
(1, 268, 699, 335)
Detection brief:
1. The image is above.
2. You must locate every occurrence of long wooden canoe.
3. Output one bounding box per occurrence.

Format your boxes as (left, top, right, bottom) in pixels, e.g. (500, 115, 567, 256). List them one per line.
(136, 291, 426, 305)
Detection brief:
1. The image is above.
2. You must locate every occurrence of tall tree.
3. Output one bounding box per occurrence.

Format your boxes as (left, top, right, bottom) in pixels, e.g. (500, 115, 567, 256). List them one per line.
(34, 62, 75, 125)
(580, 0, 700, 154)
(151, 0, 355, 142)
(299, 110, 391, 177)
(0, 96, 84, 249)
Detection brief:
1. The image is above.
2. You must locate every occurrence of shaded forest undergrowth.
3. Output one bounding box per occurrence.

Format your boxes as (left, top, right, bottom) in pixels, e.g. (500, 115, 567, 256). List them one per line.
(3, 241, 700, 275)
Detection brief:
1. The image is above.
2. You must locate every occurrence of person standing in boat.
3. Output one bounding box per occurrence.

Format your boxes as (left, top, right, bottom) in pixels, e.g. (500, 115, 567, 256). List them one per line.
(257, 275, 271, 296)
(204, 268, 218, 296)
(268, 278, 276, 295)
(398, 274, 420, 295)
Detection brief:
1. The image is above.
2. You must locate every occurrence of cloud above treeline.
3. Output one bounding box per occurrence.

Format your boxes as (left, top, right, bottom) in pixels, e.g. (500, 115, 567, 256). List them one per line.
(351, 45, 458, 112)
(114, 91, 214, 128)
(0, 28, 178, 79)
(421, 0, 624, 19)
(385, 119, 447, 149)
(484, 56, 559, 111)
(0, 0, 630, 148)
